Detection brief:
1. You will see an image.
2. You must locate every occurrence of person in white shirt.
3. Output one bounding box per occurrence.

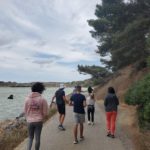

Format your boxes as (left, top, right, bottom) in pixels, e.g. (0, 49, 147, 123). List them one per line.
(86, 93, 95, 125)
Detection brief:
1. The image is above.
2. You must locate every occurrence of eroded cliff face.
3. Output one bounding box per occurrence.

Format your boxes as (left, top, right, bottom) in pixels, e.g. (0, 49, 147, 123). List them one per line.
(94, 65, 150, 102)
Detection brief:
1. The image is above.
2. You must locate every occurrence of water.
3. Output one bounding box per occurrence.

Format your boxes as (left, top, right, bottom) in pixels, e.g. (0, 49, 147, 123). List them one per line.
(0, 87, 73, 121)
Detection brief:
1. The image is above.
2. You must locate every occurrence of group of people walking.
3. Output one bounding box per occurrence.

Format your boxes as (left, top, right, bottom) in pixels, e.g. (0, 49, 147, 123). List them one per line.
(22, 82, 119, 150)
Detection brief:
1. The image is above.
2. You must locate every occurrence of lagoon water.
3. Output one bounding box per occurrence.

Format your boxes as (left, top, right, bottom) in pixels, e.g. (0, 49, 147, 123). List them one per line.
(0, 87, 73, 121)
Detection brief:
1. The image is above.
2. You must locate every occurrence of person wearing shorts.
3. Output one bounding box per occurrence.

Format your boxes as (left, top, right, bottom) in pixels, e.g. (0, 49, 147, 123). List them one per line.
(51, 84, 67, 130)
(70, 85, 86, 144)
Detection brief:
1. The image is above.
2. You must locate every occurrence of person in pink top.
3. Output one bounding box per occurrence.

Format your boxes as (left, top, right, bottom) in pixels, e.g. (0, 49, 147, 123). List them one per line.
(24, 82, 48, 150)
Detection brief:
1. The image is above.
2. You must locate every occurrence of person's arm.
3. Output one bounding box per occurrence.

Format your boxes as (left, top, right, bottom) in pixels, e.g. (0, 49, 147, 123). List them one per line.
(17, 99, 27, 120)
(115, 96, 119, 105)
(69, 96, 73, 106)
(63, 95, 68, 104)
(50, 95, 55, 108)
(62, 90, 69, 104)
(83, 95, 86, 107)
(23, 99, 27, 114)
(43, 99, 49, 117)
(104, 96, 108, 107)
(16, 112, 25, 119)
(83, 100, 86, 107)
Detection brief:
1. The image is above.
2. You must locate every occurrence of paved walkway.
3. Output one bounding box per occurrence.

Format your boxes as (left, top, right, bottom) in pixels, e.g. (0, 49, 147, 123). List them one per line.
(15, 103, 132, 150)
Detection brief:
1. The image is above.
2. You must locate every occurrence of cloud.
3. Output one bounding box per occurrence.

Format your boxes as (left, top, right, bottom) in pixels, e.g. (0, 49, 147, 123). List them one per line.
(0, 0, 100, 82)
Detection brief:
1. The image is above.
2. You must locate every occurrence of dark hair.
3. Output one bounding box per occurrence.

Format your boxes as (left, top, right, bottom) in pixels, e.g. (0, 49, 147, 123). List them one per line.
(108, 87, 115, 94)
(76, 85, 81, 92)
(31, 82, 45, 94)
(88, 86, 93, 94)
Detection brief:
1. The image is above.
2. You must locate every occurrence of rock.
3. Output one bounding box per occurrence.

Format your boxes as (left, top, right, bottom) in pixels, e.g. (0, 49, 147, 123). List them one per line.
(8, 94, 14, 99)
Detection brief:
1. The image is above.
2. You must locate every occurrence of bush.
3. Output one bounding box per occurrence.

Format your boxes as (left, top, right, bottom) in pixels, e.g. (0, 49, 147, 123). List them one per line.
(125, 73, 150, 129)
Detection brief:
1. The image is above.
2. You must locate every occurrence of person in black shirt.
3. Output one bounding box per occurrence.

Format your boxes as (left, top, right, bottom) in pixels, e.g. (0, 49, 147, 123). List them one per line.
(51, 84, 67, 130)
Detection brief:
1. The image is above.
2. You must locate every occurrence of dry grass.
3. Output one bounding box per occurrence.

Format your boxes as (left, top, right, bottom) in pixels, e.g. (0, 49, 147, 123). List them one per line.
(0, 108, 57, 150)
(118, 104, 150, 150)
(0, 127, 28, 150)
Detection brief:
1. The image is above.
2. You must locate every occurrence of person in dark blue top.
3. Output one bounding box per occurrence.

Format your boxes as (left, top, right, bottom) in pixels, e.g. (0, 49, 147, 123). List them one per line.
(70, 85, 86, 144)
(51, 84, 67, 130)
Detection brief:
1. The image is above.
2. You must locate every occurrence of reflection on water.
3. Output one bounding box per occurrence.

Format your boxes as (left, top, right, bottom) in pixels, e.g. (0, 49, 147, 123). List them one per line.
(0, 87, 73, 121)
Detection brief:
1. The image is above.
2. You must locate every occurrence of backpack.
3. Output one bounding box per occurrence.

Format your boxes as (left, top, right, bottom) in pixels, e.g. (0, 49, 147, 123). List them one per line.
(55, 89, 65, 105)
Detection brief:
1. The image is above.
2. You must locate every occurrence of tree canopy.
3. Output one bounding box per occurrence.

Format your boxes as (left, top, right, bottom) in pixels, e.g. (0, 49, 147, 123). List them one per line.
(87, 0, 150, 70)
(77, 0, 150, 129)
(78, 0, 150, 84)
(78, 65, 111, 78)
(78, 65, 111, 85)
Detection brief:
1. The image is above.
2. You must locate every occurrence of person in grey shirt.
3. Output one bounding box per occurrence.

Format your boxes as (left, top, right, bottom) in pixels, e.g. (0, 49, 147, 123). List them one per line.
(104, 87, 119, 138)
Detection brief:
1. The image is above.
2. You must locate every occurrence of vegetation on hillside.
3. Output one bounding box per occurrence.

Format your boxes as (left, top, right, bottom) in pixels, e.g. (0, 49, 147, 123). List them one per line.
(78, 0, 150, 79)
(78, 65, 112, 85)
(125, 73, 150, 129)
(77, 0, 150, 129)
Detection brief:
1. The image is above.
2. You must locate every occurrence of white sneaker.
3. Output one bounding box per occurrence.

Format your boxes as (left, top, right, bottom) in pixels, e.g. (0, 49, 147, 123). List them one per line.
(91, 122, 94, 125)
(88, 121, 91, 125)
(73, 140, 78, 144)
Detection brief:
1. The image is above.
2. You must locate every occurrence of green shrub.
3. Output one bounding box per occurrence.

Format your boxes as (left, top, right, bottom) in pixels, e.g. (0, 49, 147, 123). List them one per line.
(144, 102, 150, 121)
(125, 73, 150, 129)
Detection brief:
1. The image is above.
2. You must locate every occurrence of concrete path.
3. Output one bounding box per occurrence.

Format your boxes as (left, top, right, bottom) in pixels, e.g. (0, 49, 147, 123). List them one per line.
(14, 103, 133, 150)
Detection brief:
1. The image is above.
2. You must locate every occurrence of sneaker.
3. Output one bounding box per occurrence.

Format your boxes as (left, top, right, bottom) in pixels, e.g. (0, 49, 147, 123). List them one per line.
(73, 140, 78, 144)
(110, 134, 115, 138)
(80, 136, 84, 141)
(107, 132, 111, 137)
(91, 122, 94, 125)
(88, 121, 91, 125)
(58, 125, 65, 130)
(58, 124, 61, 128)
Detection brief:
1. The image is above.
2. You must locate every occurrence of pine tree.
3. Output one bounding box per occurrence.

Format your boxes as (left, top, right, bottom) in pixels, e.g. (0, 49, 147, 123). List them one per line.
(88, 0, 150, 70)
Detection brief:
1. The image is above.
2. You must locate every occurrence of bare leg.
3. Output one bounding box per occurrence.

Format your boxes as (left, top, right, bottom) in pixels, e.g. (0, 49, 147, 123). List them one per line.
(80, 123, 84, 138)
(74, 124, 78, 141)
(59, 114, 61, 125)
(60, 114, 65, 125)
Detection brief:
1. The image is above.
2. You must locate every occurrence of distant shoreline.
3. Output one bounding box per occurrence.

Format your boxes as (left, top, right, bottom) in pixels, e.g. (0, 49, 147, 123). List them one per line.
(0, 80, 87, 87)
(0, 81, 63, 87)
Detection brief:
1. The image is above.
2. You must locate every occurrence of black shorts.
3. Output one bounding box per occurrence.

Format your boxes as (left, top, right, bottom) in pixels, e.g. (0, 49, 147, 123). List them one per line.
(57, 104, 65, 115)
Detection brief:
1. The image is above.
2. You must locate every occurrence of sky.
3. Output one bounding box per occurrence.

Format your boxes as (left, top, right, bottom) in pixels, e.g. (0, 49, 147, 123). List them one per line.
(0, 0, 101, 83)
